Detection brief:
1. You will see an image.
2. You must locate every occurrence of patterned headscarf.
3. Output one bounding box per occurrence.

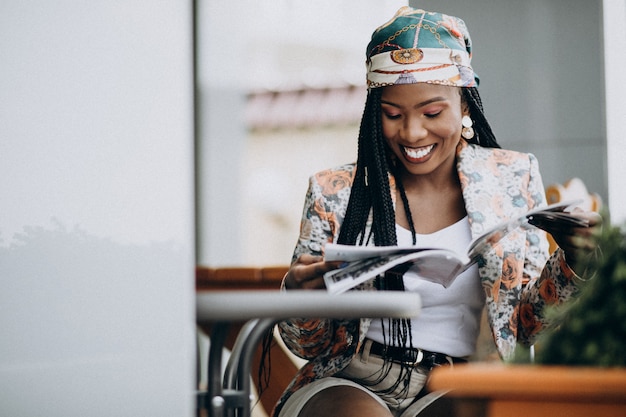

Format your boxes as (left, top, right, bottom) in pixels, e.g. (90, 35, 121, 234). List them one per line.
(366, 6, 478, 89)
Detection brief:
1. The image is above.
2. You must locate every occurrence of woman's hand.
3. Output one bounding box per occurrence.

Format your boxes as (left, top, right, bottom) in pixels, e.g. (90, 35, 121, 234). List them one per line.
(283, 254, 343, 290)
(530, 208, 603, 272)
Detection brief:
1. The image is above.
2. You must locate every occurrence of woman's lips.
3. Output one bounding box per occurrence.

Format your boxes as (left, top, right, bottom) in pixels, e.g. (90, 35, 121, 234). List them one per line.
(402, 144, 435, 163)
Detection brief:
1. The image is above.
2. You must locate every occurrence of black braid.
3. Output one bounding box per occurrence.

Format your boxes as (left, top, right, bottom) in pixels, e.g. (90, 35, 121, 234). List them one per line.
(369, 92, 398, 246)
(391, 161, 417, 245)
(337, 89, 412, 383)
(462, 87, 500, 149)
(337, 88, 397, 247)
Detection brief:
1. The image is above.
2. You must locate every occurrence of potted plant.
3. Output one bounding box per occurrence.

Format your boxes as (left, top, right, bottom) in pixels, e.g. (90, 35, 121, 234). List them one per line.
(532, 221, 626, 367)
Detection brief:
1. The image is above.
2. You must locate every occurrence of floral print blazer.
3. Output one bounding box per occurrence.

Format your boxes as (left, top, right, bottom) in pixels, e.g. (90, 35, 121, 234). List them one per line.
(273, 140, 581, 416)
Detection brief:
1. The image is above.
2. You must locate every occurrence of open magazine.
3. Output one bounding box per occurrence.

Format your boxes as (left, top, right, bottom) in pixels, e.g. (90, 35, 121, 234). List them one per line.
(323, 200, 588, 294)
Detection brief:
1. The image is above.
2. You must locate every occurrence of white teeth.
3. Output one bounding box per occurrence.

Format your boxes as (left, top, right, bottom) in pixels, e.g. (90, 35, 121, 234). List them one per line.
(404, 144, 434, 159)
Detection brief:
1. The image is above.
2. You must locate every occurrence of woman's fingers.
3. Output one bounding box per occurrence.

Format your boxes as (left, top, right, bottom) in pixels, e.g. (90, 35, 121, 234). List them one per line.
(283, 254, 343, 290)
(532, 210, 601, 239)
(543, 210, 603, 270)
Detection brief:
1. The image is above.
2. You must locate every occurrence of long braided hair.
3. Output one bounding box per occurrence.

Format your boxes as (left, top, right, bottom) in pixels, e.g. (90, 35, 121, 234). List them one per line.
(332, 86, 501, 396)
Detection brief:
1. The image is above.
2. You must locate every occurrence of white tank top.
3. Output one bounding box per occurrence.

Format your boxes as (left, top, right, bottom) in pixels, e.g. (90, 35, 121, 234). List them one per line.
(365, 217, 484, 357)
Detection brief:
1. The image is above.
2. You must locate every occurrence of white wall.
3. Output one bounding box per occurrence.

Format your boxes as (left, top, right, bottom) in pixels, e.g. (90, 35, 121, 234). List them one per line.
(195, 1, 247, 266)
(0, 1, 196, 415)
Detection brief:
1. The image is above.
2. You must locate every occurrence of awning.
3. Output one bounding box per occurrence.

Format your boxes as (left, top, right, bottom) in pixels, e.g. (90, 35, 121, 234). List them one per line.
(246, 85, 367, 130)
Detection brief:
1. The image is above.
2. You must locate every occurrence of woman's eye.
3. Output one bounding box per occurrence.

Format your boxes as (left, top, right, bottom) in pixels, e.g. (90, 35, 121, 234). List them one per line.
(424, 111, 441, 119)
(383, 112, 401, 120)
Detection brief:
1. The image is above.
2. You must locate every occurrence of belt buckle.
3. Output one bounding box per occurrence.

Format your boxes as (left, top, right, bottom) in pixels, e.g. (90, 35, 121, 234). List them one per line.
(401, 348, 424, 366)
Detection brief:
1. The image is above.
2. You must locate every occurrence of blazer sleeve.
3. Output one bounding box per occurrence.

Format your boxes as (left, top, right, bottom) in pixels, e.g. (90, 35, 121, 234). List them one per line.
(278, 167, 358, 360)
(518, 155, 584, 344)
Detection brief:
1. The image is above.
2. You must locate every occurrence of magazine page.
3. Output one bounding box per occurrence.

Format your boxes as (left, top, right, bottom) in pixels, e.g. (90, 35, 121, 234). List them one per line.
(465, 199, 586, 259)
(324, 243, 440, 262)
(324, 249, 469, 294)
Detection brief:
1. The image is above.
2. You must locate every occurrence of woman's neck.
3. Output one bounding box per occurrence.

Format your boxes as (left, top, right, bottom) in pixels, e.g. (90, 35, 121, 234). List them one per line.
(395, 163, 466, 235)
(399, 158, 460, 195)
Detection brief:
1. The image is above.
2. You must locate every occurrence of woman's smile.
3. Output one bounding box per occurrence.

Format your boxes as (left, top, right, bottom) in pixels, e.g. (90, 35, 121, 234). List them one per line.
(402, 144, 436, 163)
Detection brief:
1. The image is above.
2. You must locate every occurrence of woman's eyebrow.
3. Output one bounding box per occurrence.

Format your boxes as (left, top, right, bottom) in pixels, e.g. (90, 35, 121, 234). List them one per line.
(380, 96, 448, 108)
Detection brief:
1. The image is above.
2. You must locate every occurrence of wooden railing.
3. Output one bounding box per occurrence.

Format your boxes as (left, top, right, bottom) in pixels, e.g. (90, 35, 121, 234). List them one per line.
(428, 363, 626, 417)
(196, 266, 288, 291)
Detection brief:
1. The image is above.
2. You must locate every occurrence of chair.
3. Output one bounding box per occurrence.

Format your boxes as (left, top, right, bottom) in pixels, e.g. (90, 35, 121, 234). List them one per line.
(545, 177, 602, 253)
(196, 290, 422, 417)
(196, 266, 299, 415)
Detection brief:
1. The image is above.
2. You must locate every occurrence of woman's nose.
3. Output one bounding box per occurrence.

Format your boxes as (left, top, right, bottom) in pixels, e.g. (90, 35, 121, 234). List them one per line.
(401, 117, 428, 142)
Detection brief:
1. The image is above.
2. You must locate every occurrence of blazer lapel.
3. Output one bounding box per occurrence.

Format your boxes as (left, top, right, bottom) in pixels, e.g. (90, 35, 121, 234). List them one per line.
(457, 141, 530, 358)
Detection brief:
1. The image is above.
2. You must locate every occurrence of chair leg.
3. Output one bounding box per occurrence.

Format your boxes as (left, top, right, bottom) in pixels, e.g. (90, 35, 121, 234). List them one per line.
(224, 318, 276, 417)
(200, 321, 230, 417)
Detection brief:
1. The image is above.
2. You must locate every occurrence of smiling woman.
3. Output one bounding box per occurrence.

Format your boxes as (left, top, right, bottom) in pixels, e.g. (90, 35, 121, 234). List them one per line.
(274, 6, 602, 417)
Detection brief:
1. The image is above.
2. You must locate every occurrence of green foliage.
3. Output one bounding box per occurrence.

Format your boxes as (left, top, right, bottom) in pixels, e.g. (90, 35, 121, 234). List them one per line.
(533, 223, 626, 367)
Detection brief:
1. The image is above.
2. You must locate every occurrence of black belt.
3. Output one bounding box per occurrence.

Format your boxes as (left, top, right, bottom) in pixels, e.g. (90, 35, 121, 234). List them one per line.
(366, 340, 467, 370)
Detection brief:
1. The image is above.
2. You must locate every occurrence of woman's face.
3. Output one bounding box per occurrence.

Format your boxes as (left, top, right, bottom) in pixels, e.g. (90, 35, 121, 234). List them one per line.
(380, 83, 467, 178)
